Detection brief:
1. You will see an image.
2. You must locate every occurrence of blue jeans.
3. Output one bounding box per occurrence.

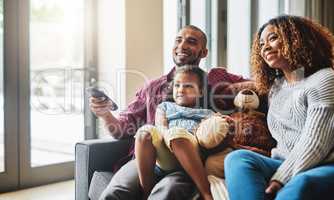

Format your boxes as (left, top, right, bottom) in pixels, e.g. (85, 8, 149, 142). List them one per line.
(224, 150, 334, 200)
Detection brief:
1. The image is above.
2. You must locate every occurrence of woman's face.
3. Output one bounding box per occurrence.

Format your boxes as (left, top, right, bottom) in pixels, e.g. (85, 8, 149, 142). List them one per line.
(173, 72, 202, 108)
(259, 24, 291, 70)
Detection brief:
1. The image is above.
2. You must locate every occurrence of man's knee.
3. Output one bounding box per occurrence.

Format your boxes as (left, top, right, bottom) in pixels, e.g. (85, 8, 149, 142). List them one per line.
(99, 160, 141, 200)
(149, 172, 195, 200)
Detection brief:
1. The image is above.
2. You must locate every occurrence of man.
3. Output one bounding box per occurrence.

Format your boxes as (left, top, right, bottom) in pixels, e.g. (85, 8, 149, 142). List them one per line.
(90, 25, 248, 200)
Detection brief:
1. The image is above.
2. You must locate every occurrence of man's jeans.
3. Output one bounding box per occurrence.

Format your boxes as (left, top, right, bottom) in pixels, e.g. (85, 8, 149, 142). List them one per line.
(99, 159, 195, 200)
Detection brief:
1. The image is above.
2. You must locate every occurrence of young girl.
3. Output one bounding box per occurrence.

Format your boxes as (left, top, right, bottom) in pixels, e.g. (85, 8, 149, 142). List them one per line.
(135, 65, 214, 200)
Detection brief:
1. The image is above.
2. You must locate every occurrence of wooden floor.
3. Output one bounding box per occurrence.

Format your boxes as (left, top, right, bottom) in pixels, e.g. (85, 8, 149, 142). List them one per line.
(0, 180, 74, 200)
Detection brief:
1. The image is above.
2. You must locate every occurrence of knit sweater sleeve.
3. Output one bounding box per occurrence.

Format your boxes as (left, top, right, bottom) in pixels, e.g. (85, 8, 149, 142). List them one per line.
(271, 71, 334, 184)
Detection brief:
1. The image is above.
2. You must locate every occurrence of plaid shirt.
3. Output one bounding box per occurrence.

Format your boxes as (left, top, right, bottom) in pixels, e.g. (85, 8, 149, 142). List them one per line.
(112, 66, 247, 171)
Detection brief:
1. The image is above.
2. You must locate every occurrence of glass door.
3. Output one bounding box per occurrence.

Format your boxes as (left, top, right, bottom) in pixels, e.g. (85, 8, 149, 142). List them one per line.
(0, 0, 20, 192)
(29, 0, 85, 168)
(20, 0, 86, 187)
(0, 0, 4, 175)
(0, 0, 96, 191)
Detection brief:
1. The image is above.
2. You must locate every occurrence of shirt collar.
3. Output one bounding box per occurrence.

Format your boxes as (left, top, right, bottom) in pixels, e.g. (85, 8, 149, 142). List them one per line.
(166, 67, 176, 82)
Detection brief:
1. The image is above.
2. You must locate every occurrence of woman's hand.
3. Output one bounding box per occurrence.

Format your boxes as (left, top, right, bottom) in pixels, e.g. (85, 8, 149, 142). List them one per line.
(265, 180, 283, 198)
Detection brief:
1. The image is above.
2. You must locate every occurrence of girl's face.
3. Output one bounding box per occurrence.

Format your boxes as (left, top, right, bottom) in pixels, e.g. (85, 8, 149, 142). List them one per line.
(172, 72, 202, 107)
(259, 24, 291, 71)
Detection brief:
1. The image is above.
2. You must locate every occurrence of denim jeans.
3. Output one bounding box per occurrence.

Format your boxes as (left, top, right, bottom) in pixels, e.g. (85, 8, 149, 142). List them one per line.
(224, 149, 334, 200)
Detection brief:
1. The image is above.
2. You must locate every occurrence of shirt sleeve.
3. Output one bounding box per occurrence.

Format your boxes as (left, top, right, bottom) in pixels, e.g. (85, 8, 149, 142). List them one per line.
(208, 67, 248, 112)
(208, 67, 248, 86)
(117, 86, 148, 138)
(271, 73, 334, 184)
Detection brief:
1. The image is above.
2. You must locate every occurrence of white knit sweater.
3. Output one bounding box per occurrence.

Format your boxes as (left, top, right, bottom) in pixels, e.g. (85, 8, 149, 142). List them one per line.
(268, 67, 334, 184)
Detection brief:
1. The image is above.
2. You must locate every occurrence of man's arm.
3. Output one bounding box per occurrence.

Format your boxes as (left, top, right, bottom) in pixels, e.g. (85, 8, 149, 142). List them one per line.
(89, 97, 123, 138)
(208, 67, 248, 86)
(207, 67, 257, 113)
(224, 81, 256, 94)
(89, 87, 148, 139)
(208, 67, 255, 92)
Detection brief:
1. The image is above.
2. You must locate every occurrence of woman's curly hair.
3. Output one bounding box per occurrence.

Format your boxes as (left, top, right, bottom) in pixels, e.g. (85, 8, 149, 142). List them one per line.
(251, 15, 334, 95)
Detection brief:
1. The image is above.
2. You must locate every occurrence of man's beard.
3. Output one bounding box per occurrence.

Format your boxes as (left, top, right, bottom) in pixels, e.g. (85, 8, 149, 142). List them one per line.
(174, 52, 202, 67)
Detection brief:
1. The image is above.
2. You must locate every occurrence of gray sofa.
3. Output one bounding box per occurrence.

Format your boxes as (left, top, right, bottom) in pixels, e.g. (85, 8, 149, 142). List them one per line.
(75, 137, 230, 200)
(75, 138, 133, 200)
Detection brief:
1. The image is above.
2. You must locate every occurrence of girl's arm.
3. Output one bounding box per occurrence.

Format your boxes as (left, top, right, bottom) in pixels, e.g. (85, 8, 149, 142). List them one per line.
(155, 107, 168, 128)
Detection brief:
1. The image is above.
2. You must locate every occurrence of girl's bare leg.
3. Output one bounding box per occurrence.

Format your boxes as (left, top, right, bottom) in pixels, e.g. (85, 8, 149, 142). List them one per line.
(171, 138, 213, 200)
(135, 131, 156, 199)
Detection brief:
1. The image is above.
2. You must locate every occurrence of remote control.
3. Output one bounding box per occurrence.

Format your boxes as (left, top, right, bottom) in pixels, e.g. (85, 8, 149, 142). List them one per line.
(86, 87, 118, 110)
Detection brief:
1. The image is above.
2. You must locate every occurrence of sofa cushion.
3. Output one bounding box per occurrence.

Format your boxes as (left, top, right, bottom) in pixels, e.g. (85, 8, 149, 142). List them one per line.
(88, 171, 114, 200)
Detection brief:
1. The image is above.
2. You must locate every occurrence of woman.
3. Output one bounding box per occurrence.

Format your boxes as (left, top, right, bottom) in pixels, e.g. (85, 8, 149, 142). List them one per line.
(224, 15, 334, 200)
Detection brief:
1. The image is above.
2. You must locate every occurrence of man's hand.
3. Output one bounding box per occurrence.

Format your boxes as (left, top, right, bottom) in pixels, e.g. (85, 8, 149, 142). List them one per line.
(265, 180, 283, 198)
(89, 97, 123, 138)
(89, 97, 114, 118)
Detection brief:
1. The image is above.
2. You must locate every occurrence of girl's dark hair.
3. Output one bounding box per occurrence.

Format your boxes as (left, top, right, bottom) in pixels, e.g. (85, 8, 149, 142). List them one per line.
(251, 15, 334, 95)
(164, 65, 211, 109)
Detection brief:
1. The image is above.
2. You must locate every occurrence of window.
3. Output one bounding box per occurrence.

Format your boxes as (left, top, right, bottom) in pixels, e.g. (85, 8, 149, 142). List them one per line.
(189, 0, 211, 70)
(30, 0, 85, 167)
(226, 0, 283, 77)
(226, 0, 251, 77)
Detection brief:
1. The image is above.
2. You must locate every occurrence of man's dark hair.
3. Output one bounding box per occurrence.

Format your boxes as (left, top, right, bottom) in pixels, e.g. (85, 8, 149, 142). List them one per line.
(183, 25, 207, 48)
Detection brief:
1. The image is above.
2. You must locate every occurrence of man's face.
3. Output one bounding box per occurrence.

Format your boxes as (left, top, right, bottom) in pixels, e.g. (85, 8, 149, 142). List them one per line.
(172, 28, 208, 66)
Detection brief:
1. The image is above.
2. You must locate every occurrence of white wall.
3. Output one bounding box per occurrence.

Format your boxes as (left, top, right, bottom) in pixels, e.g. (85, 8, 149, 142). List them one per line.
(97, 0, 163, 108)
(125, 0, 163, 104)
(96, 0, 163, 137)
(97, 0, 126, 107)
(163, 0, 178, 73)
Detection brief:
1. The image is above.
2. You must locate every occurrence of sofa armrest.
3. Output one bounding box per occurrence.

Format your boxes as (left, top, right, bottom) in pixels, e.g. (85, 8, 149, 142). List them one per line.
(75, 138, 132, 200)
